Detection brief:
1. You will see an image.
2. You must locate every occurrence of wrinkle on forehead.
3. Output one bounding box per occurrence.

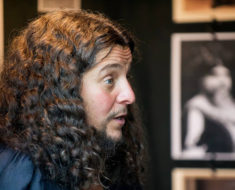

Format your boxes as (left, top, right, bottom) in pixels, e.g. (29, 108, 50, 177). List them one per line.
(95, 45, 132, 65)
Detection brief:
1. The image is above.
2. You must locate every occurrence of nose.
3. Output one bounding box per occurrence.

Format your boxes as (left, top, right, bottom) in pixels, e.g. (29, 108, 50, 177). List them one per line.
(116, 80, 136, 105)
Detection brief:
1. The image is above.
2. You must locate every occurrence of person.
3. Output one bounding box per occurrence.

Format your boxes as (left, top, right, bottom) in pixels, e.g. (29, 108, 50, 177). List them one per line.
(0, 10, 146, 190)
(183, 63, 235, 157)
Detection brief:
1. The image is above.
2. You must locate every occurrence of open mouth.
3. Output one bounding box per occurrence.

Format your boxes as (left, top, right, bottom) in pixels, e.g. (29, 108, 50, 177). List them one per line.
(115, 116, 126, 120)
(113, 115, 126, 125)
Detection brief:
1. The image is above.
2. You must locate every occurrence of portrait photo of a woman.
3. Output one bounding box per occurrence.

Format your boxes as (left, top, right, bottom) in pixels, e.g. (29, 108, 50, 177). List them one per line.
(171, 33, 235, 160)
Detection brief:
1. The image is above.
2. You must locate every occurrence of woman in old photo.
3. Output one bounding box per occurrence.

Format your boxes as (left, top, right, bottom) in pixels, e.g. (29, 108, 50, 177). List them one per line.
(183, 62, 235, 157)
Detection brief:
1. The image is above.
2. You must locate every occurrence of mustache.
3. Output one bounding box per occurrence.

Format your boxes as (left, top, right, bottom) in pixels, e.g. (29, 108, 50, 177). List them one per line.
(106, 107, 127, 122)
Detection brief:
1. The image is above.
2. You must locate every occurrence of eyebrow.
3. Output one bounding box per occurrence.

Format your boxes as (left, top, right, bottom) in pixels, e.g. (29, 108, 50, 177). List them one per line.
(99, 63, 125, 74)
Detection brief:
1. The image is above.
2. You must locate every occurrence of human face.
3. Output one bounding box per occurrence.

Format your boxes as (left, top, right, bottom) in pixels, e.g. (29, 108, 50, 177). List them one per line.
(81, 45, 135, 142)
(202, 65, 232, 93)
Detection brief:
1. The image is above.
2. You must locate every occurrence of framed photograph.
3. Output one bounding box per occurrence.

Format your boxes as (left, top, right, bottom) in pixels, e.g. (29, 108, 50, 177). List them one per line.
(172, 168, 235, 190)
(171, 32, 235, 160)
(172, 0, 235, 23)
(0, 0, 3, 69)
(38, 0, 81, 12)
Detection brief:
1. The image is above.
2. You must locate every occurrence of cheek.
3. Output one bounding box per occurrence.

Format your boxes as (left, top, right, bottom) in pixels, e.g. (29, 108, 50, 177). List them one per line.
(94, 92, 115, 114)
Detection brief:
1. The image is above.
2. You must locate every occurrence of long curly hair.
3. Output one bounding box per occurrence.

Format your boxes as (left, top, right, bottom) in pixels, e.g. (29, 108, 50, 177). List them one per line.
(0, 10, 146, 189)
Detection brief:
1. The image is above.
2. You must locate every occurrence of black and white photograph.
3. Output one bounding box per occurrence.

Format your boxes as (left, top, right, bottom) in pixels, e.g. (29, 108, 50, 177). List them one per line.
(171, 32, 235, 160)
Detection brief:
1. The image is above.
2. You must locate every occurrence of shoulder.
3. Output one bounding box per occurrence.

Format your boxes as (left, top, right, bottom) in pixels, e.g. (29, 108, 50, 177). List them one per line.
(0, 144, 66, 190)
(185, 94, 210, 110)
(0, 144, 37, 189)
(0, 144, 34, 171)
(0, 144, 46, 190)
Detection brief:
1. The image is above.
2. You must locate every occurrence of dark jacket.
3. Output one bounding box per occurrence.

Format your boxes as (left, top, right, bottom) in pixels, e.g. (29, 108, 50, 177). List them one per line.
(0, 144, 63, 190)
(0, 144, 142, 190)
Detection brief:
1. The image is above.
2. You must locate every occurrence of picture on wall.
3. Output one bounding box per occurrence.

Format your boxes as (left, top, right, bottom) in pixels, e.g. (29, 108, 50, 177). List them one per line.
(172, 0, 235, 23)
(172, 168, 235, 190)
(37, 0, 81, 12)
(171, 32, 235, 160)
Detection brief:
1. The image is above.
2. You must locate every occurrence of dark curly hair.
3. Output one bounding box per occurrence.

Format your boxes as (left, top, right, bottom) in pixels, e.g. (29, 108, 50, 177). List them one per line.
(0, 10, 146, 189)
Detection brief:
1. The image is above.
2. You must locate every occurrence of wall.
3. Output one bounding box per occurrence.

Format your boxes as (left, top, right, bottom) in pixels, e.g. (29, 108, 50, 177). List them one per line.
(4, 0, 235, 190)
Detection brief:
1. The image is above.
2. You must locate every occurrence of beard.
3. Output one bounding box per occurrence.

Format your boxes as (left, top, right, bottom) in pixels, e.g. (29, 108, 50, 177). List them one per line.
(95, 128, 124, 159)
(95, 109, 127, 158)
(95, 128, 125, 186)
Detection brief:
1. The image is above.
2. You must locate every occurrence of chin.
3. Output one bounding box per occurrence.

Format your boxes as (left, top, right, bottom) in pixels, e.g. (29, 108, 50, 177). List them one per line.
(108, 134, 122, 142)
(107, 131, 123, 142)
(97, 130, 123, 156)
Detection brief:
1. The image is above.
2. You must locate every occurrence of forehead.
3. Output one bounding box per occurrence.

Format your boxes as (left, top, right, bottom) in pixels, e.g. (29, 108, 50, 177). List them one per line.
(95, 45, 132, 67)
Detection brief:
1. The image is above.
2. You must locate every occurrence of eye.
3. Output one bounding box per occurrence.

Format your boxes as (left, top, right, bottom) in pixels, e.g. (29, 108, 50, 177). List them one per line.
(104, 77, 114, 85)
